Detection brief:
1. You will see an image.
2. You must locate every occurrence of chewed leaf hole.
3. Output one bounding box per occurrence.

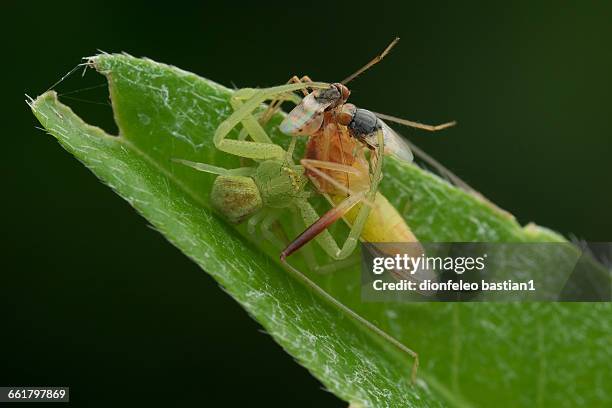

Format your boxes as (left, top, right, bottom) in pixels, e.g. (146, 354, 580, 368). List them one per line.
(49, 62, 119, 136)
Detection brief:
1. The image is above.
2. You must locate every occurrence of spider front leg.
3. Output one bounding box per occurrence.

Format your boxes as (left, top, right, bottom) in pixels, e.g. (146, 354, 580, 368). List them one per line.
(214, 82, 327, 160)
(260, 75, 313, 125)
(229, 89, 274, 145)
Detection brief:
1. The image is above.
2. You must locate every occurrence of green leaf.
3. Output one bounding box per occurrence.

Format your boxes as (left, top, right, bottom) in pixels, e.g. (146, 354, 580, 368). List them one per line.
(30, 54, 610, 407)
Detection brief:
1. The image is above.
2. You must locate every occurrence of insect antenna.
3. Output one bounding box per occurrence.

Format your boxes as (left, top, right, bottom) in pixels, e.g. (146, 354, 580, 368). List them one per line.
(341, 37, 400, 85)
(374, 112, 457, 132)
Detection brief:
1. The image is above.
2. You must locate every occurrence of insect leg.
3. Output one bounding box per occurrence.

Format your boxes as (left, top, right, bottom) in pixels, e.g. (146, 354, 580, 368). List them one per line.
(300, 159, 374, 207)
(292, 203, 359, 275)
(369, 130, 385, 189)
(260, 75, 313, 126)
(282, 191, 367, 261)
(324, 131, 385, 260)
(289, 204, 361, 275)
(282, 200, 421, 382)
(171, 159, 255, 177)
(300, 159, 361, 175)
(287, 197, 364, 261)
(312, 256, 360, 275)
(282, 135, 386, 261)
(373, 111, 456, 132)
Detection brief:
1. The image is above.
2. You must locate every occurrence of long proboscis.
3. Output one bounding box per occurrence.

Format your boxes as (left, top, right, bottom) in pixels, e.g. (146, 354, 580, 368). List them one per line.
(280, 192, 365, 261)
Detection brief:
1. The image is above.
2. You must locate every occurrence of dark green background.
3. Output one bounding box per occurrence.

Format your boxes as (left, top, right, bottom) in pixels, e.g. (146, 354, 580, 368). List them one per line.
(3, 1, 611, 407)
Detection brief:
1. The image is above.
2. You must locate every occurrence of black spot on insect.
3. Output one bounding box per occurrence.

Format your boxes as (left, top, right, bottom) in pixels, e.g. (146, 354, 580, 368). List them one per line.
(347, 108, 381, 137)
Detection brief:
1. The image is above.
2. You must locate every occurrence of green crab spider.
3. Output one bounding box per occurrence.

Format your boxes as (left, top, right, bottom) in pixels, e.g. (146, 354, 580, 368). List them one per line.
(178, 81, 385, 265)
(174, 82, 420, 386)
(212, 82, 327, 160)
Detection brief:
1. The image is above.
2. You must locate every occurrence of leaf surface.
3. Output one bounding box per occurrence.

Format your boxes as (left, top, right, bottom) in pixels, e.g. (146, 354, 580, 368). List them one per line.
(30, 54, 610, 407)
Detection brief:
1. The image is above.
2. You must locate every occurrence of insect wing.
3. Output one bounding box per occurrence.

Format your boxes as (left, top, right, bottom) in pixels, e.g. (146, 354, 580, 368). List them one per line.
(280, 93, 330, 136)
(380, 121, 414, 163)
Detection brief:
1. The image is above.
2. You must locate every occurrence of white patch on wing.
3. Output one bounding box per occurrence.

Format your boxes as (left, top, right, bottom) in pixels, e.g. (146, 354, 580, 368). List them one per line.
(280, 93, 330, 135)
